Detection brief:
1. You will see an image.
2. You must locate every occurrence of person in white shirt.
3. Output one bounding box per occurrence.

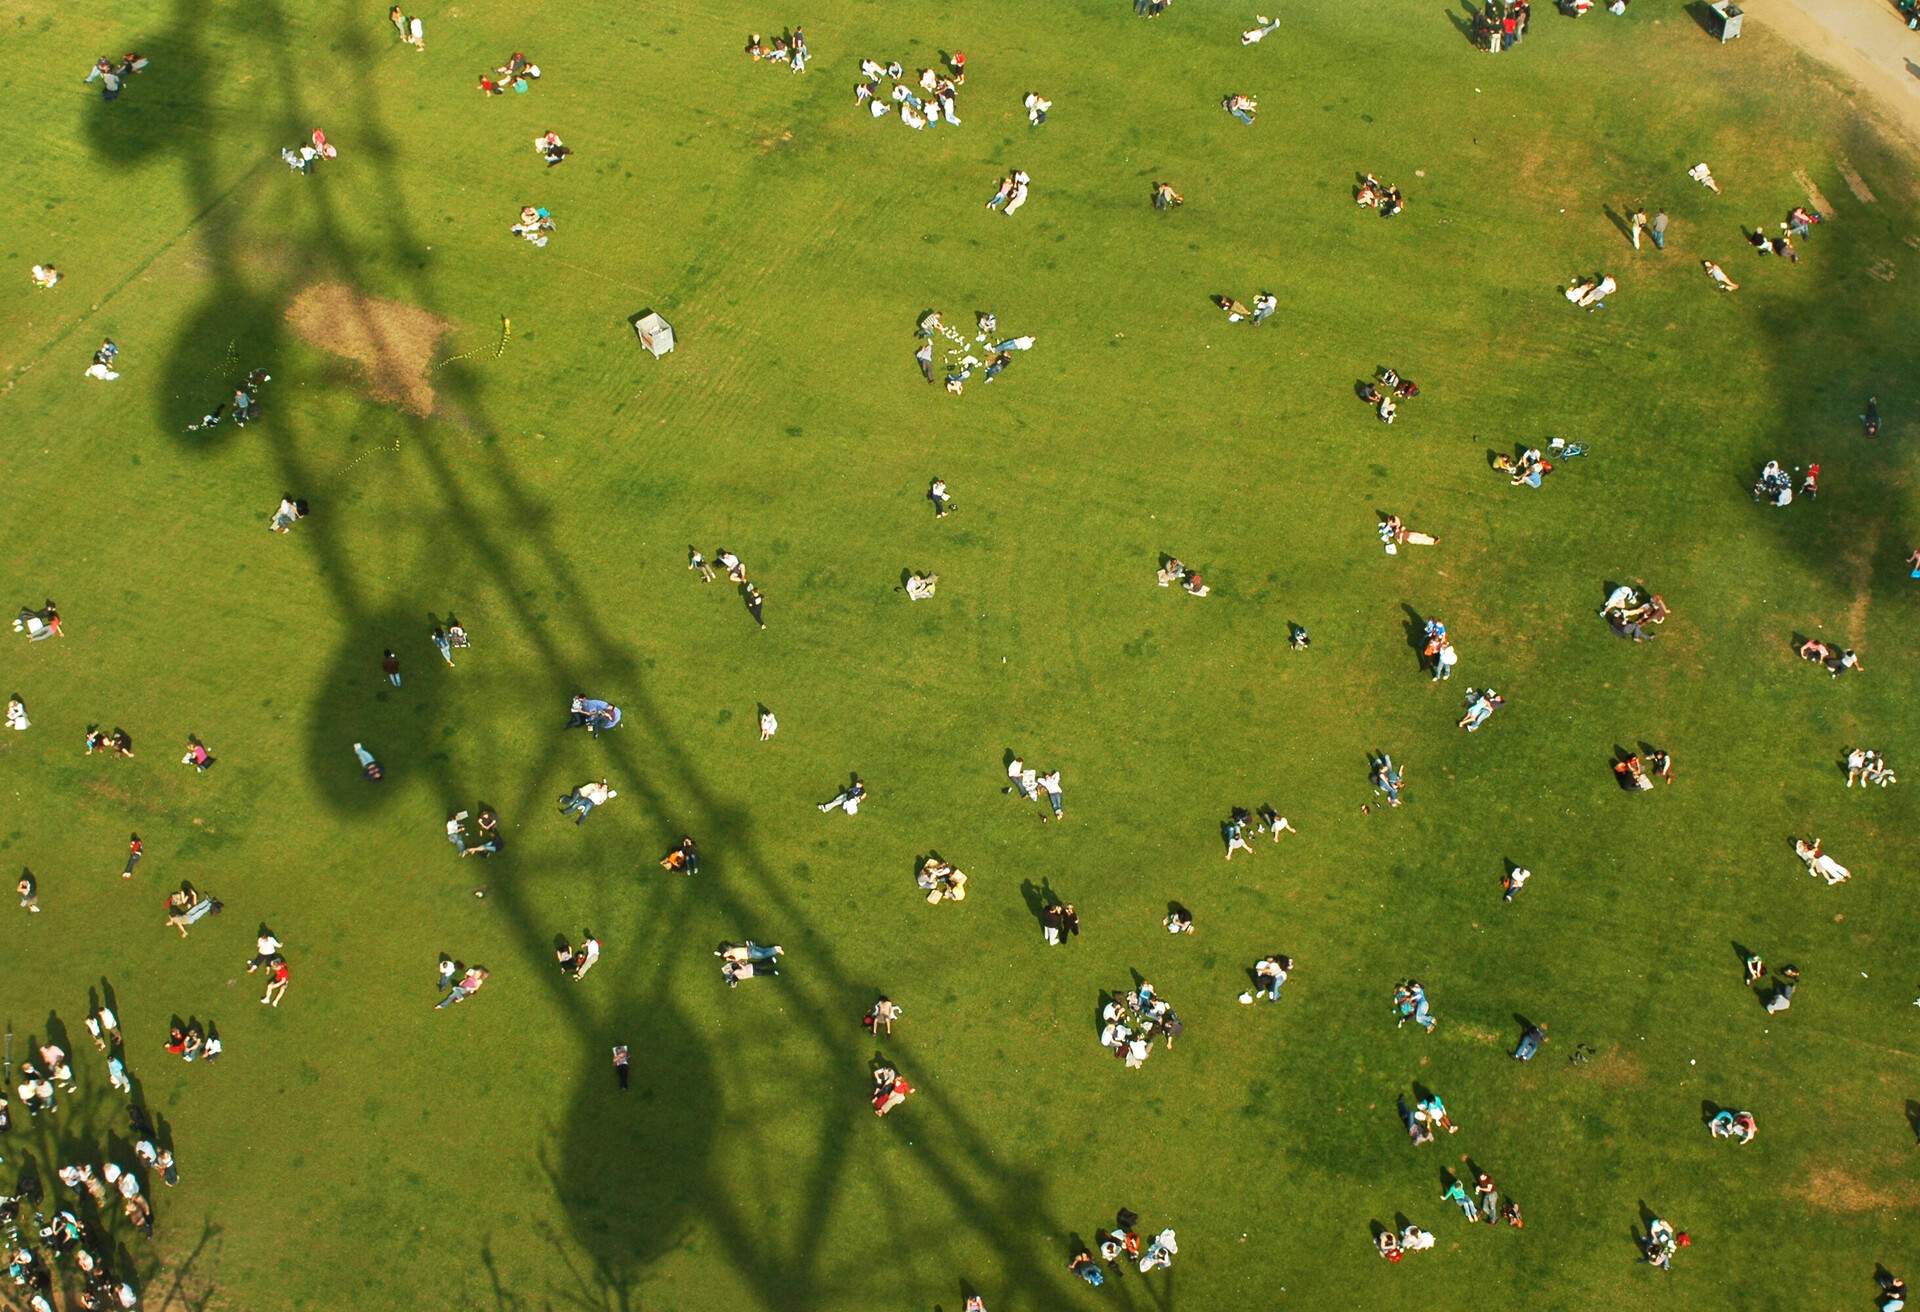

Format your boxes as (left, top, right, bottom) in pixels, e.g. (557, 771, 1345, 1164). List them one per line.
(1400, 1226, 1435, 1252)
(31, 264, 60, 290)
(247, 931, 282, 972)
(905, 572, 939, 601)
(572, 932, 601, 979)
(1024, 92, 1051, 126)
(6, 696, 28, 731)
(1005, 756, 1031, 799)
(1003, 171, 1030, 216)
(759, 708, 778, 740)
(1242, 14, 1282, 42)
(559, 779, 616, 823)
(1037, 769, 1063, 820)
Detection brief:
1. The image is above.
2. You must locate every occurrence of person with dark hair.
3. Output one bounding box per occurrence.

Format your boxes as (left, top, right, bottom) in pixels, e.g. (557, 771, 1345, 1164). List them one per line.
(613, 1045, 630, 1090)
(353, 742, 384, 780)
(123, 833, 142, 878)
(381, 649, 402, 687)
(745, 583, 765, 629)
(269, 495, 308, 532)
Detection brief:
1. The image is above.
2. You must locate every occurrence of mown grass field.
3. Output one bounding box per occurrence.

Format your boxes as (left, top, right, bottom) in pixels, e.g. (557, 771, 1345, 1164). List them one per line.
(2, 1, 1918, 1309)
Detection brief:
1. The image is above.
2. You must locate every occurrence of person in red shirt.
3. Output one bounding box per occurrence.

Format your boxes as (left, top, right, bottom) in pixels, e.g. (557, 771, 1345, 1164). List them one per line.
(123, 832, 142, 879)
(262, 957, 291, 1007)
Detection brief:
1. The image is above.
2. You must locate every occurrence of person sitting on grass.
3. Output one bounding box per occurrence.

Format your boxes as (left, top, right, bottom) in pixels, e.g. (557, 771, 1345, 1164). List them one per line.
(872, 1066, 913, 1115)
(1152, 181, 1184, 210)
(1157, 557, 1187, 587)
(533, 131, 570, 166)
(659, 835, 700, 874)
(1708, 1109, 1757, 1143)
(1223, 93, 1258, 125)
(904, 572, 939, 601)
(1614, 753, 1652, 790)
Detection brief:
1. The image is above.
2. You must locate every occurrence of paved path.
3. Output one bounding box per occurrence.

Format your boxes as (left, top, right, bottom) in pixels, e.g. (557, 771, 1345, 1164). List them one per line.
(1756, 0, 1920, 147)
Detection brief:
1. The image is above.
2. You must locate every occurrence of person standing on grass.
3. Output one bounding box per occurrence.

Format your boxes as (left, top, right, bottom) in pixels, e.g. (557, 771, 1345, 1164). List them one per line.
(1629, 206, 1647, 250)
(381, 649, 402, 687)
(19, 869, 40, 913)
(745, 584, 766, 629)
(613, 1044, 630, 1089)
(388, 5, 406, 37)
(759, 707, 778, 740)
(123, 833, 142, 878)
(1651, 209, 1668, 249)
(1042, 902, 1064, 945)
(261, 956, 290, 1006)
(1475, 1172, 1498, 1221)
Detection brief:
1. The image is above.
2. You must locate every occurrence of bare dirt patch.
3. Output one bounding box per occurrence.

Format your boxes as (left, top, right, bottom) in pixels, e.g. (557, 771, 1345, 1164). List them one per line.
(284, 282, 451, 416)
(1802, 1165, 1920, 1212)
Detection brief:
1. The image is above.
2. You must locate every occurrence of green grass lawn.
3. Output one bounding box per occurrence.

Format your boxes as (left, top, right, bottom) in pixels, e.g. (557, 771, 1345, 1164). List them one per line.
(3, 1, 1919, 1308)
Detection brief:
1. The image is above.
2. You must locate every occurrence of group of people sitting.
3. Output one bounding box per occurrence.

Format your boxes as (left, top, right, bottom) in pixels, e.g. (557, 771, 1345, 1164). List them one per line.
(1100, 981, 1182, 1069)
(904, 571, 939, 601)
(1495, 445, 1554, 488)
(478, 52, 540, 95)
(532, 131, 571, 167)
(1358, 366, 1419, 422)
(1613, 749, 1673, 791)
(1844, 747, 1897, 788)
(1599, 584, 1668, 641)
(1707, 1109, 1757, 1144)
(279, 129, 338, 174)
(1354, 173, 1405, 216)
(870, 1062, 914, 1115)
(1222, 805, 1294, 858)
(857, 55, 962, 131)
(511, 205, 555, 247)
(1154, 556, 1209, 596)
(655, 835, 700, 874)
(1214, 292, 1277, 324)
(1796, 637, 1861, 678)
(918, 310, 1037, 394)
(564, 694, 623, 735)
(745, 27, 809, 73)
(553, 930, 601, 980)
(717, 941, 782, 986)
(84, 727, 135, 758)
(1746, 227, 1798, 262)
(1794, 837, 1851, 885)
(1242, 953, 1292, 1002)
(916, 855, 968, 904)
(1222, 94, 1259, 125)
(1752, 459, 1817, 507)
(1375, 1224, 1439, 1261)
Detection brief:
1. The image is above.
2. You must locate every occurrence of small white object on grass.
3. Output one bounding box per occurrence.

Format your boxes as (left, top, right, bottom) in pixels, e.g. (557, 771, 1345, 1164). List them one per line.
(1238, 992, 1254, 1004)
